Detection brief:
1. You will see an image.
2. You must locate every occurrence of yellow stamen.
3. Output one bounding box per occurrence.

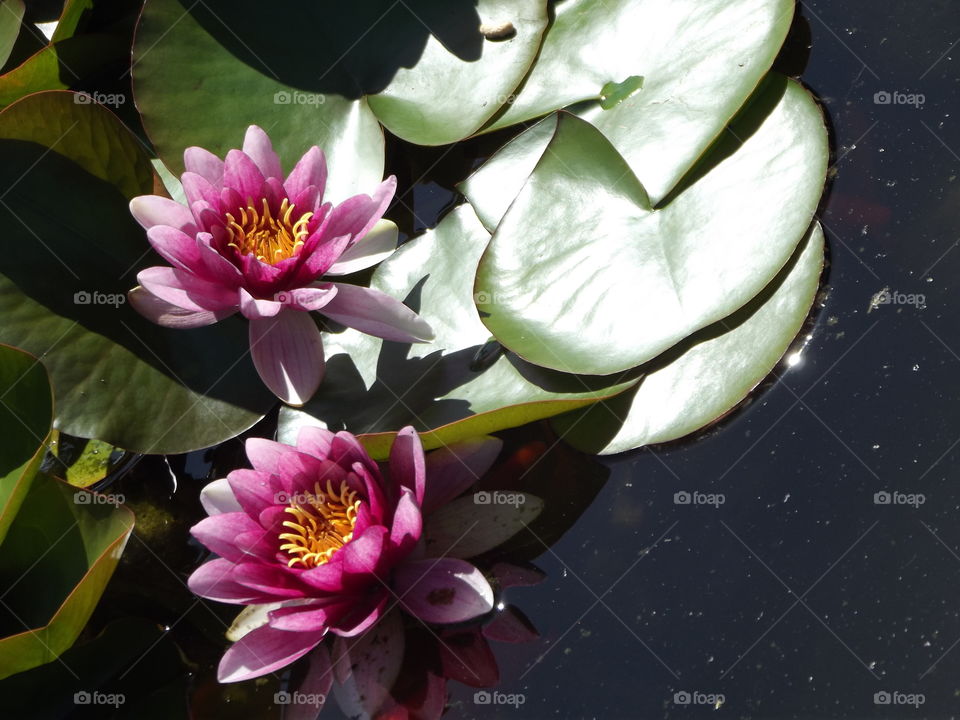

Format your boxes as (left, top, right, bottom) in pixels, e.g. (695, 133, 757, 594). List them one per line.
(278, 480, 361, 568)
(224, 197, 313, 264)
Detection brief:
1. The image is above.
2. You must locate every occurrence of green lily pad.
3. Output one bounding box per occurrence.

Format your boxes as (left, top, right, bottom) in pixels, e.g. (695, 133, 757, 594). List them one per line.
(0, 0, 23, 68)
(0, 345, 52, 545)
(0, 32, 128, 108)
(132, 0, 384, 203)
(553, 222, 825, 454)
(133, 0, 547, 197)
(473, 75, 828, 375)
(483, 0, 794, 204)
(361, 0, 549, 146)
(0, 91, 274, 454)
(0, 343, 135, 679)
(0, 474, 134, 679)
(278, 204, 638, 460)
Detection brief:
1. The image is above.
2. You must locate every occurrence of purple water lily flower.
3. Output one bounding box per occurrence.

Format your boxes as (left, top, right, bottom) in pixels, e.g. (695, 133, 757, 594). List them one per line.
(188, 426, 508, 684)
(128, 125, 433, 405)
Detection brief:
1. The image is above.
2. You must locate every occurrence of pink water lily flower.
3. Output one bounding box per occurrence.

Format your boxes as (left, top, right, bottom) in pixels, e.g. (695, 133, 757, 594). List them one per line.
(128, 125, 433, 405)
(188, 426, 508, 684)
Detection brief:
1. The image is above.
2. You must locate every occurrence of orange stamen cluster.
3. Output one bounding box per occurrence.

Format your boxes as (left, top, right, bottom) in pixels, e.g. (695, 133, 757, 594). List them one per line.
(278, 479, 361, 568)
(224, 197, 313, 264)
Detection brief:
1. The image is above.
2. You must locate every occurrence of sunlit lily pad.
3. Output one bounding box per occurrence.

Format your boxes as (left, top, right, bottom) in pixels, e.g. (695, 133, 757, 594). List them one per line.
(552, 223, 825, 454)
(133, 0, 548, 198)
(278, 204, 638, 459)
(0, 91, 274, 454)
(483, 0, 794, 204)
(473, 75, 828, 375)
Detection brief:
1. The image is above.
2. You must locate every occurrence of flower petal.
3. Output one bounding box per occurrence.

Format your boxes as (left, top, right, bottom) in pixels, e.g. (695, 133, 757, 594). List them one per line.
(288, 646, 332, 720)
(278, 284, 338, 312)
(128, 286, 232, 328)
(390, 426, 425, 505)
(393, 558, 494, 624)
(225, 601, 283, 642)
(242, 125, 283, 180)
(422, 437, 502, 515)
(284, 146, 327, 201)
(438, 629, 499, 687)
(267, 595, 388, 635)
(137, 266, 238, 313)
(183, 146, 224, 187)
(224, 149, 266, 202)
(323, 283, 434, 342)
(191, 512, 267, 562)
(244, 437, 292, 474)
(188, 558, 277, 604)
(482, 605, 540, 644)
(194, 233, 244, 285)
(323, 176, 396, 245)
(296, 426, 335, 460)
(145, 225, 203, 271)
(227, 469, 278, 518)
(200, 477, 242, 515)
(329, 432, 380, 478)
(239, 287, 283, 319)
(341, 525, 389, 576)
(296, 231, 352, 280)
(330, 609, 403, 717)
(325, 219, 398, 275)
(181, 171, 221, 209)
(217, 624, 326, 683)
(388, 486, 422, 560)
(267, 600, 340, 632)
(232, 562, 308, 598)
(130, 195, 196, 234)
(249, 310, 325, 406)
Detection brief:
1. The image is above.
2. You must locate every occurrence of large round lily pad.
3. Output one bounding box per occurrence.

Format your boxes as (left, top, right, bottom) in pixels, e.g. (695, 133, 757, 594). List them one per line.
(472, 75, 828, 376)
(553, 222, 825, 454)
(483, 0, 794, 204)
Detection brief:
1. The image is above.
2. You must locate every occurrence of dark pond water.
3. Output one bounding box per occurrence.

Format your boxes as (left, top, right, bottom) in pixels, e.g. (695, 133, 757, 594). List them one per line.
(4, 1, 960, 718)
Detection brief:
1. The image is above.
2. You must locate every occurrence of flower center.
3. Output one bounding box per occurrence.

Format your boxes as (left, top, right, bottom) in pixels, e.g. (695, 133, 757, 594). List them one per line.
(224, 197, 313, 264)
(278, 479, 361, 568)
